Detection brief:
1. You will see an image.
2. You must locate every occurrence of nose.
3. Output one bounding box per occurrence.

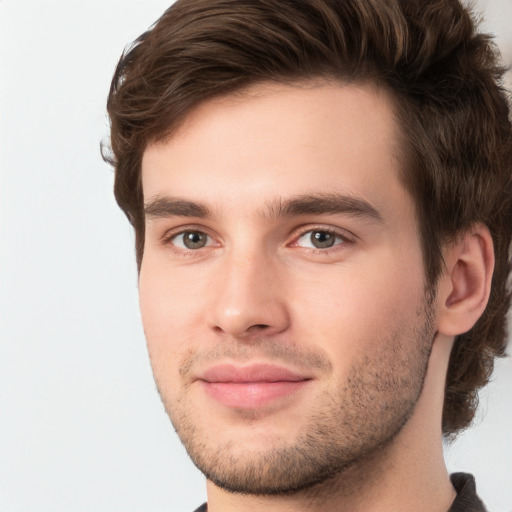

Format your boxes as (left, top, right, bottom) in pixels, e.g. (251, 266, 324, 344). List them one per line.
(207, 247, 290, 339)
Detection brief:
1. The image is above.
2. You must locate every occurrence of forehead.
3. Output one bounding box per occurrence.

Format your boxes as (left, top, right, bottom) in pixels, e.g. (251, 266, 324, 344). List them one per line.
(141, 81, 406, 218)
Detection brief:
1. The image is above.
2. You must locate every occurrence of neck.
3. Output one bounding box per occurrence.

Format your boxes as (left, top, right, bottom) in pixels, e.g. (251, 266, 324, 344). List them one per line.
(205, 335, 456, 512)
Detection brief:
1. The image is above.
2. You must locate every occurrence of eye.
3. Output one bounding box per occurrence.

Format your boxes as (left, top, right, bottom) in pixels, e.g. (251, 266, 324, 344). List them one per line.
(295, 229, 347, 249)
(169, 230, 211, 250)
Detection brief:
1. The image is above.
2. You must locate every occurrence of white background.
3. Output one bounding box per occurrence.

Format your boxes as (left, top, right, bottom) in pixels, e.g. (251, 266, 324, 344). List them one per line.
(0, 1, 511, 511)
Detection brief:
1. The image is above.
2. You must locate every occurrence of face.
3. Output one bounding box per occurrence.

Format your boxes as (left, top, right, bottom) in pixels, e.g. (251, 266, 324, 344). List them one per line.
(139, 82, 435, 495)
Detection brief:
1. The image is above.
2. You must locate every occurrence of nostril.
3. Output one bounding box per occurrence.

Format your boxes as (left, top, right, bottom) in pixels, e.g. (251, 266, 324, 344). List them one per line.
(252, 324, 270, 330)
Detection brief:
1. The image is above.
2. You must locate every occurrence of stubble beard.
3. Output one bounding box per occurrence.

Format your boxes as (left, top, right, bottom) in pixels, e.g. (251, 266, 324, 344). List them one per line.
(152, 292, 436, 497)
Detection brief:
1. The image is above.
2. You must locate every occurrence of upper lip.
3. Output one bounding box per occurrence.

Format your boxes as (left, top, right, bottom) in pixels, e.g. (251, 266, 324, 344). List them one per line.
(199, 363, 311, 383)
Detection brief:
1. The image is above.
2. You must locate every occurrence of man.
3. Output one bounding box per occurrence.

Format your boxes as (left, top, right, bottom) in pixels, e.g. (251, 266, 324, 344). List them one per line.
(103, 0, 512, 510)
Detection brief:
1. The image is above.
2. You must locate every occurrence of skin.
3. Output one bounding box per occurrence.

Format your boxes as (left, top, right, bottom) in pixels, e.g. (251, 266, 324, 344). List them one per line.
(139, 82, 493, 512)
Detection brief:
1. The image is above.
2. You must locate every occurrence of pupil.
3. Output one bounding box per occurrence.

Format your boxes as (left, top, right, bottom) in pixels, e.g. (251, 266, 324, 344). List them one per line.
(184, 231, 206, 249)
(311, 231, 335, 248)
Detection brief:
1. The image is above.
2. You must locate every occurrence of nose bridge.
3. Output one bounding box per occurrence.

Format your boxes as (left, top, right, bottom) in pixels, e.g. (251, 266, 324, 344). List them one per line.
(208, 238, 289, 337)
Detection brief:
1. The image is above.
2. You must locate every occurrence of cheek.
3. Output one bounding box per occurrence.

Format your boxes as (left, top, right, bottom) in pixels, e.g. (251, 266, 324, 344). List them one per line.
(290, 251, 426, 361)
(138, 258, 205, 371)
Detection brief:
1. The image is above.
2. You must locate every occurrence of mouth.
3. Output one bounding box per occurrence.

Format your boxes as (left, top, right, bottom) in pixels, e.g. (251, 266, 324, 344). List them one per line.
(198, 363, 312, 408)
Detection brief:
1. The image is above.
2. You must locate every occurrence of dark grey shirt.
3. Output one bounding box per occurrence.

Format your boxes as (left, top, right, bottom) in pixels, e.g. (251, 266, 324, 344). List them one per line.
(193, 473, 487, 511)
(448, 473, 487, 512)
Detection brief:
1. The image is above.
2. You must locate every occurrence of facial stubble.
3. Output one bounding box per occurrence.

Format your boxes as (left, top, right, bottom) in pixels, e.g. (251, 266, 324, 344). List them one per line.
(151, 293, 436, 497)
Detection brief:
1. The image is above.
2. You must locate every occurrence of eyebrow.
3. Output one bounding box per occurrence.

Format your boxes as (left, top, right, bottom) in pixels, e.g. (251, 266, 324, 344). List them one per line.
(144, 193, 383, 223)
(265, 194, 383, 223)
(144, 196, 211, 218)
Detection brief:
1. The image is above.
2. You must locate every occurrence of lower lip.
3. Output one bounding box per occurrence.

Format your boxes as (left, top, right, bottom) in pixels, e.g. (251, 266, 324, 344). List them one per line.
(201, 381, 309, 408)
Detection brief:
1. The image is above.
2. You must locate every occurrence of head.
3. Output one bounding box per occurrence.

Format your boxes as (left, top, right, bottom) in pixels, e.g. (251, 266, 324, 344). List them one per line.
(104, 0, 512, 483)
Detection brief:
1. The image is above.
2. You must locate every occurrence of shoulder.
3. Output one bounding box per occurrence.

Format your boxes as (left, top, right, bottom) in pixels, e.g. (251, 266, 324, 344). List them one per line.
(449, 473, 487, 512)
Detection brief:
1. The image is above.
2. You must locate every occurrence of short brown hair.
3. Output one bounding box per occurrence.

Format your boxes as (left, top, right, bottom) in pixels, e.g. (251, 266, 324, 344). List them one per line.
(103, 0, 512, 436)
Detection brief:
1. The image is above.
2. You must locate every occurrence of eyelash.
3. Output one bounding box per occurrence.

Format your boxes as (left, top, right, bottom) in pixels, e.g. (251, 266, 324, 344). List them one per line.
(290, 226, 355, 254)
(161, 227, 216, 254)
(160, 225, 356, 255)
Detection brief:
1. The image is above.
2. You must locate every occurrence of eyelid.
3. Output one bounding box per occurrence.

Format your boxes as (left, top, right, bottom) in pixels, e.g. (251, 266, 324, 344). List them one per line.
(289, 224, 357, 246)
(158, 223, 356, 253)
(160, 224, 219, 247)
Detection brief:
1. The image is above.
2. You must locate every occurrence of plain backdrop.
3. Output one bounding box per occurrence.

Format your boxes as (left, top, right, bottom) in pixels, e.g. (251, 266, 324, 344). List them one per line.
(1, 1, 511, 511)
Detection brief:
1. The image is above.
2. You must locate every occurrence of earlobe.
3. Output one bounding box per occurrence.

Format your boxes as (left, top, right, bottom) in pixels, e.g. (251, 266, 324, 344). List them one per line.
(436, 224, 494, 336)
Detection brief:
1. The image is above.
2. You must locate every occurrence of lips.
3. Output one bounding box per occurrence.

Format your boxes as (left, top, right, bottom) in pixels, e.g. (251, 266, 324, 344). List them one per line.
(198, 363, 311, 408)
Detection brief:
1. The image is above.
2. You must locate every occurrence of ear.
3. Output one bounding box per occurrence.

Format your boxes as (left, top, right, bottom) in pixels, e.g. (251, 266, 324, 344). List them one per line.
(436, 224, 494, 336)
